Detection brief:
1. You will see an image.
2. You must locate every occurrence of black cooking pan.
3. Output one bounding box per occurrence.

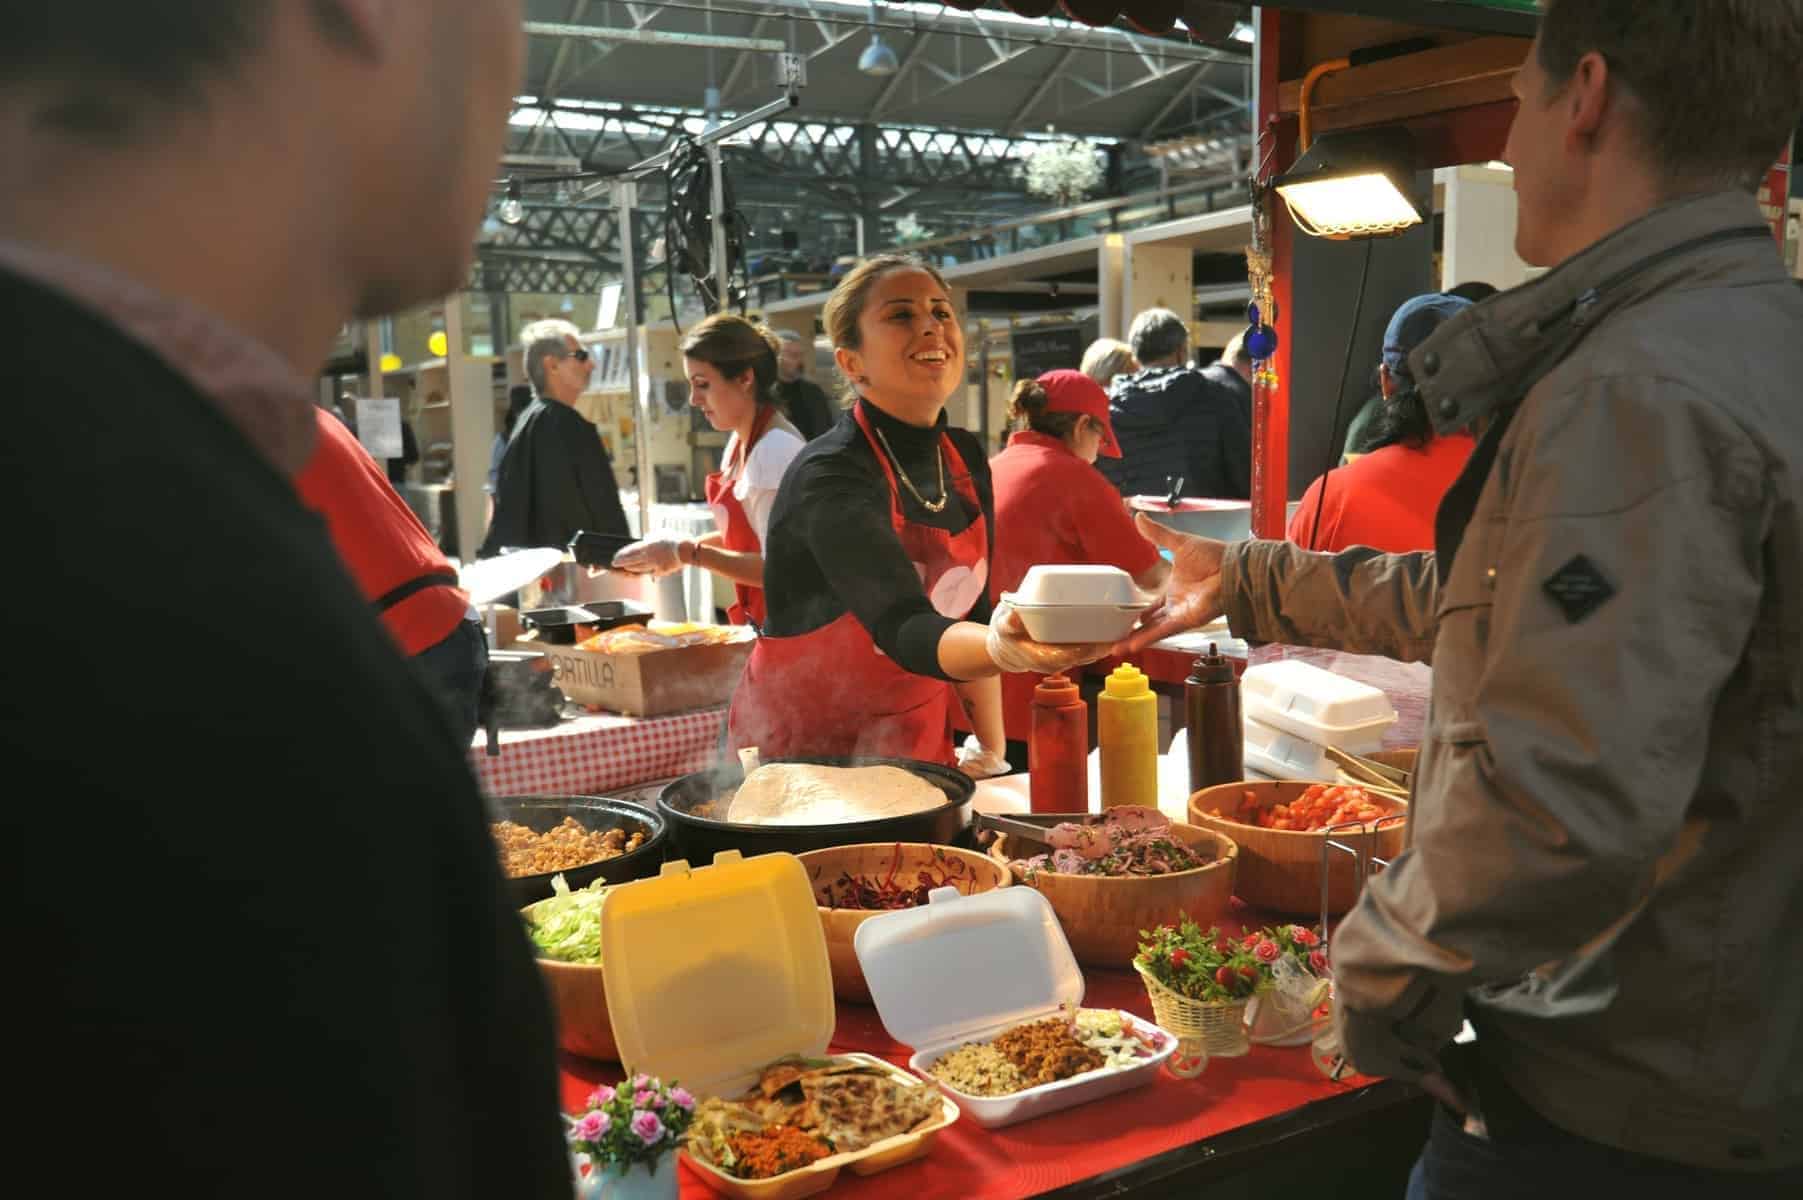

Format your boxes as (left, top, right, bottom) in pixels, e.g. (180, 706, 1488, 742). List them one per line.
(493, 795, 668, 907)
(657, 756, 975, 862)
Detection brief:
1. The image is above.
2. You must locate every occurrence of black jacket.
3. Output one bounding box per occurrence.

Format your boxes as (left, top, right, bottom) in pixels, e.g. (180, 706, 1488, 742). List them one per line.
(1097, 363, 1252, 500)
(481, 397, 629, 555)
(772, 377, 840, 442)
(0, 267, 568, 1198)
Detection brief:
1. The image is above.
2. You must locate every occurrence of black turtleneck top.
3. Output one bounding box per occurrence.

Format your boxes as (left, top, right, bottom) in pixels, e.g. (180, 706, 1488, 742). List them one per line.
(760, 400, 994, 680)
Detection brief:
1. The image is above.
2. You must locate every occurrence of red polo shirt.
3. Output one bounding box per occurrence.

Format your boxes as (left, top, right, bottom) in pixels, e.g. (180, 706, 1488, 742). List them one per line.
(989, 431, 1161, 741)
(1287, 432, 1476, 554)
(294, 409, 470, 657)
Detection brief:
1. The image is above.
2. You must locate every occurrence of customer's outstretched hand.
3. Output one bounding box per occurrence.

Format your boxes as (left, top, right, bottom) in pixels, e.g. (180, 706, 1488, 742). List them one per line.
(1118, 513, 1229, 653)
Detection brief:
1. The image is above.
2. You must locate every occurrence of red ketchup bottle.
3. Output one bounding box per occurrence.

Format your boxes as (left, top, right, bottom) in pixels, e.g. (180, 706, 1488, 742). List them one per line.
(1029, 673, 1088, 814)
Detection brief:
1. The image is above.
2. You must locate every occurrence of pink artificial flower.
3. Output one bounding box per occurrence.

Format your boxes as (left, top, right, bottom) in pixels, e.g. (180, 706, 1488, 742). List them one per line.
(573, 1112, 608, 1143)
(1309, 949, 1329, 972)
(670, 1087, 695, 1112)
(1290, 926, 1320, 947)
(586, 1085, 616, 1109)
(631, 1110, 666, 1146)
(634, 1089, 658, 1109)
(631, 1074, 654, 1092)
(1255, 939, 1280, 963)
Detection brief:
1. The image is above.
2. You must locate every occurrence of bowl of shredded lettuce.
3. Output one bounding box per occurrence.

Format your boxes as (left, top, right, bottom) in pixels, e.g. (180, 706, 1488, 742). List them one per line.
(521, 875, 619, 1060)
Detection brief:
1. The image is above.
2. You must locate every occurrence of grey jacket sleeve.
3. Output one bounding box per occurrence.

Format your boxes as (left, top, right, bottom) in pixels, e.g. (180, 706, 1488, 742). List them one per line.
(1219, 539, 1440, 663)
(1330, 375, 1770, 1081)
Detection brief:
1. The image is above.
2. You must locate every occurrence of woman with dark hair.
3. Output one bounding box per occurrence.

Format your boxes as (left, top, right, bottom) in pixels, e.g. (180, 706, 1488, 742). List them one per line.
(987, 369, 1167, 765)
(611, 314, 804, 627)
(726, 255, 1106, 768)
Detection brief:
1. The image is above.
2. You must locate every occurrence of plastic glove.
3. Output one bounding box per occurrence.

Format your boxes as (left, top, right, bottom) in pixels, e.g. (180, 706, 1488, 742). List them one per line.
(985, 600, 1112, 676)
(955, 734, 1010, 779)
(610, 537, 686, 579)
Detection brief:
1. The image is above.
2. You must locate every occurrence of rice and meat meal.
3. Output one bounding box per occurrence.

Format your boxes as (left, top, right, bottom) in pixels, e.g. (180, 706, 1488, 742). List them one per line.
(702, 763, 948, 826)
(1007, 807, 1211, 879)
(927, 1009, 1164, 1097)
(687, 1055, 943, 1180)
(492, 816, 645, 878)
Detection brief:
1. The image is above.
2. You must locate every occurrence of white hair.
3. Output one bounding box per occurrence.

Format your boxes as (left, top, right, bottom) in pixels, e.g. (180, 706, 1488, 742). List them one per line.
(520, 318, 583, 397)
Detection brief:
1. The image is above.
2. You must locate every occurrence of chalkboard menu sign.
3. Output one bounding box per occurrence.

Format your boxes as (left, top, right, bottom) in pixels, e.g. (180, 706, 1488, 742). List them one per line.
(1009, 325, 1086, 382)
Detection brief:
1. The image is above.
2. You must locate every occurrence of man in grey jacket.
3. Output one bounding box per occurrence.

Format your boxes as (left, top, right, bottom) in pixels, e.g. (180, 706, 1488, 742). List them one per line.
(1127, 2, 1803, 1192)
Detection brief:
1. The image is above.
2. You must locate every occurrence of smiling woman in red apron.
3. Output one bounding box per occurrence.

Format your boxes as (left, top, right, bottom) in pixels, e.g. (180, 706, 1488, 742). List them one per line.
(728, 255, 1109, 769)
(613, 315, 804, 623)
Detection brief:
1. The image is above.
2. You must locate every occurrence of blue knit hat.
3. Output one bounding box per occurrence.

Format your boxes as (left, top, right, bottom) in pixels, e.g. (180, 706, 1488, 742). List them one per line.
(1382, 293, 1471, 385)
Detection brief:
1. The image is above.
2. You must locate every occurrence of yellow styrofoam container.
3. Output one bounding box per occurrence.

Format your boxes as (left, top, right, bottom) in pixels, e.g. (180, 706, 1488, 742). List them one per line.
(600, 851, 959, 1198)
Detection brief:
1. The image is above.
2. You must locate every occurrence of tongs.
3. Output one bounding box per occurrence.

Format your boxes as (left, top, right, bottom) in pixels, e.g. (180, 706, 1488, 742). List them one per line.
(971, 810, 1093, 847)
(1322, 745, 1411, 802)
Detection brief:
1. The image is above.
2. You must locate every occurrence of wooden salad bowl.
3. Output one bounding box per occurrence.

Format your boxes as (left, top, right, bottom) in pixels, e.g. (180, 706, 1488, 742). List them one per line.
(797, 843, 1011, 1004)
(986, 822, 1238, 969)
(1189, 779, 1408, 917)
(520, 897, 618, 1062)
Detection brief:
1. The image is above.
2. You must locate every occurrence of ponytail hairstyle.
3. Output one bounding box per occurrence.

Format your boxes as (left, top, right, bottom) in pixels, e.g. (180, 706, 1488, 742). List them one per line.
(678, 313, 782, 404)
(1007, 377, 1083, 440)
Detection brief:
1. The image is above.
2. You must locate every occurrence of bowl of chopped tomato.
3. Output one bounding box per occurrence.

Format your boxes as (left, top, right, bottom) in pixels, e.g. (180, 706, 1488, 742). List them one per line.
(1188, 781, 1407, 916)
(797, 843, 1011, 1003)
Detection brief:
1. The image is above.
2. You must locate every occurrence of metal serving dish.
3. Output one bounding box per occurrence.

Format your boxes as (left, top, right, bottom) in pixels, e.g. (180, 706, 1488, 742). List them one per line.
(657, 756, 975, 862)
(493, 795, 667, 907)
(519, 601, 650, 645)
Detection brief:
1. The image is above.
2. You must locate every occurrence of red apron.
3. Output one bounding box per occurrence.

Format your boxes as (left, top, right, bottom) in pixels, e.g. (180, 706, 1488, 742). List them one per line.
(704, 404, 778, 628)
(727, 401, 989, 765)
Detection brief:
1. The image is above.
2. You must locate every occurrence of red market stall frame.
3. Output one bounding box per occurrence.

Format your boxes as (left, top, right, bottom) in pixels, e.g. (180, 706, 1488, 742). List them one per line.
(944, 2, 1539, 533)
(1246, 4, 1533, 534)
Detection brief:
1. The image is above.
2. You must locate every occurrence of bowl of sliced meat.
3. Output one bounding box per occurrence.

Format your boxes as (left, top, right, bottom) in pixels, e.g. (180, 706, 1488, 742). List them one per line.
(984, 807, 1237, 968)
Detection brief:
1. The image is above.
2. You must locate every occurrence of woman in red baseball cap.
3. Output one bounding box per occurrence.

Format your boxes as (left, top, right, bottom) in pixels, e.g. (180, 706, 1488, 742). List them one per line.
(987, 368, 1169, 765)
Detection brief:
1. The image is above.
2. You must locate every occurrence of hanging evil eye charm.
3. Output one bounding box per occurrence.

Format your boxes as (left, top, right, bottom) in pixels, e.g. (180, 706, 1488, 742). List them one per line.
(1247, 324, 1279, 361)
(1246, 302, 1261, 327)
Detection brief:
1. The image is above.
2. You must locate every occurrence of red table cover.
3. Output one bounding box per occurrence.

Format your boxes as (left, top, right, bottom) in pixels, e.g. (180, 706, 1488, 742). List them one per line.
(560, 964, 1374, 1199)
(468, 705, 725, 796)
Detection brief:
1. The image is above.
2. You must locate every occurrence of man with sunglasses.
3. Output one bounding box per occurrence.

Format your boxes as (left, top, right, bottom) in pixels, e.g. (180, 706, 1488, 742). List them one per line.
(481, 317, 631, 555)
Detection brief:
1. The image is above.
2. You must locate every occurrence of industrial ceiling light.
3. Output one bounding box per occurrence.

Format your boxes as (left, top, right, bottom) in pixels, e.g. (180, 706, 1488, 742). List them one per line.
(859, 33, 899, 76)
(858, 1, 898, 77)
(1273, 127, 1423, 240)
(498, 178, 525, 226)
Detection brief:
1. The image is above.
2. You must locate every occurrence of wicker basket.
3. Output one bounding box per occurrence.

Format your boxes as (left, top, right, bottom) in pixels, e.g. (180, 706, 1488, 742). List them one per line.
(1133, 962, 1253, 1074)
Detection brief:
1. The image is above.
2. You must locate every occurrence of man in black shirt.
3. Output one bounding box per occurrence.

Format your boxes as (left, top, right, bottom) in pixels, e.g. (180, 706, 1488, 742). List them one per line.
(1098, 307, 1252, 500)
(772, 328, 841, 441)
(0, 5, 568, 1197)
(482, 317, 631, 554)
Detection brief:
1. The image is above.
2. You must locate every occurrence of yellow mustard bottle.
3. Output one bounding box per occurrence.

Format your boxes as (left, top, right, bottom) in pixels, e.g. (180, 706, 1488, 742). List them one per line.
(1098, 663, 1158, 810)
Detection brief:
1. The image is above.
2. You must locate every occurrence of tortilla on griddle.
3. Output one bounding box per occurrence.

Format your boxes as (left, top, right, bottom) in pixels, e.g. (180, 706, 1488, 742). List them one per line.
(725, 764, 945, 826)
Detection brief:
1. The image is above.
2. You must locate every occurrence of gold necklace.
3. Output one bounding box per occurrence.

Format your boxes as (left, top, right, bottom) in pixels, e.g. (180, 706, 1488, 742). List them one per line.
(872, 424, 948, 514)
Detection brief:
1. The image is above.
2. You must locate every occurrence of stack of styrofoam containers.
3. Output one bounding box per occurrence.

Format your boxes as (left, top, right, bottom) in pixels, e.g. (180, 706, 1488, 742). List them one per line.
(1238, 659, 1397, 780)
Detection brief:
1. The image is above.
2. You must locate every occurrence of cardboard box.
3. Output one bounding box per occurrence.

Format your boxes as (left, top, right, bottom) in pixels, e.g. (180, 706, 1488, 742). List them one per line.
(538, 636, 751, 716)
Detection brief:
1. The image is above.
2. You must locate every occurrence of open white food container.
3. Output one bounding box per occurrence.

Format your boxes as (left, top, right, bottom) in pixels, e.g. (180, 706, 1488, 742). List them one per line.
(1001, 565, 1152, 645)
(601, 851, 960, 1199)
(1239, 660, 1396, 753)
(854, 885, 1176, 1129)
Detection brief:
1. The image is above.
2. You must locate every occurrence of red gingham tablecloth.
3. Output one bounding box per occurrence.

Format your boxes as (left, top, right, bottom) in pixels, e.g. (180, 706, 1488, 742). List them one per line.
(467, 706, 726, 796)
